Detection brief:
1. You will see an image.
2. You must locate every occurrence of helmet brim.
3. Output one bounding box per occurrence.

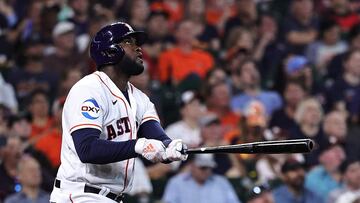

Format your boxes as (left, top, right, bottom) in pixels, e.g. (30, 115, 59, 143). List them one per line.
(125, 31, 147, 46)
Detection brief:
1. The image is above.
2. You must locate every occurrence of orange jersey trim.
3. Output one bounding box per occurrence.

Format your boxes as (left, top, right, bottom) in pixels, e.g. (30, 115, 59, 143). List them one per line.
(69, 123, 101, 132)
(142, 116, 160, 122)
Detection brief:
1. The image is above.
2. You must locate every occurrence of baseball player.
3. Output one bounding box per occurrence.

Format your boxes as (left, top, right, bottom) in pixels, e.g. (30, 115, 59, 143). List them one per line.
(50, 22, 187, 203)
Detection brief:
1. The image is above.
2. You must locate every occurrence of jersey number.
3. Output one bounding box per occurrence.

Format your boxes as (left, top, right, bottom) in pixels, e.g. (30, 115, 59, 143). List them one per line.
(106, 117, 131, 140)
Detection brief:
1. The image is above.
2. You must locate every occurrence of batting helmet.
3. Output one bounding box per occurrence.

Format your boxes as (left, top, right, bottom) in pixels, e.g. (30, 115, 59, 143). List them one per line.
(90, 22, 147, 67)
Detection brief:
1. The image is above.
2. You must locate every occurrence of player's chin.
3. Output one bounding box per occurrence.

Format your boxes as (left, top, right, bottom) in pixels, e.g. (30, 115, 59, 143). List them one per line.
(136, 57, 143, 64)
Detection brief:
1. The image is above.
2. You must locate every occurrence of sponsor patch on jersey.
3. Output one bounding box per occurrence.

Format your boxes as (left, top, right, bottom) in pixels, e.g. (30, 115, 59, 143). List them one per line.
(81, 98, 100, 120)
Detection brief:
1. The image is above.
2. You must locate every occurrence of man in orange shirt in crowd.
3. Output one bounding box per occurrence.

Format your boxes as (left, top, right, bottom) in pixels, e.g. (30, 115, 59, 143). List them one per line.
(205, 81, 241, 134)
(158, 19, 214, 86)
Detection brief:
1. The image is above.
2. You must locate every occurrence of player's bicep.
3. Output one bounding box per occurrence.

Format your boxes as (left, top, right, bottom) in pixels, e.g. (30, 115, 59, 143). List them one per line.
(136, 93, 160, 125)
(64, 87, 106, 134)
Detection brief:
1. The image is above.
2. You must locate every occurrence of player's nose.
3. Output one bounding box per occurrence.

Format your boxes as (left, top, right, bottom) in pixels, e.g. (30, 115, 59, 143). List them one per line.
(135, 46, 142, 52)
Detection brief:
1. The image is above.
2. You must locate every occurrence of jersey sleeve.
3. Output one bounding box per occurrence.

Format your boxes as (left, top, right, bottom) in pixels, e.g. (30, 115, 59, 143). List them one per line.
(64, 84, 106, 134)
(134, 88, 160, 125)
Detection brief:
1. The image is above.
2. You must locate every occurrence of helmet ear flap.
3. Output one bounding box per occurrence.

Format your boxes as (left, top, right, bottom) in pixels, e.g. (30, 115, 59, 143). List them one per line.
(101, 44, 125, 65)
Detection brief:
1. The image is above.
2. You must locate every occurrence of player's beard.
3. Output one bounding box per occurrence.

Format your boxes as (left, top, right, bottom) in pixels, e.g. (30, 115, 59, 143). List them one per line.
(117, 55, 144, 76)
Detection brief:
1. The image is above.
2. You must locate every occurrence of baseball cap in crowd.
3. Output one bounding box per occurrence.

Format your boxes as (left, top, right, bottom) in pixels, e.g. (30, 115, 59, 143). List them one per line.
(281, 158, 305, 173)
(199, 114, 220, 127)
(286, 56, 309, 74)
(52, 21, 75, 38)
(193, 154, 217, 168)
(180, 90, 199, 108)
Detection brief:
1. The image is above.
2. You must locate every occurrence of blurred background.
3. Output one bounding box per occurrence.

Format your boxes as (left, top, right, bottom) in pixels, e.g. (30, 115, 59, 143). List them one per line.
(0, 0, 360, 203)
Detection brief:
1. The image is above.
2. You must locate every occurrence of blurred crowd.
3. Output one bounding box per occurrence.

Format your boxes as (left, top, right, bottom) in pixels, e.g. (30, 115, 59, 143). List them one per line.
(0, 0, 360, 203)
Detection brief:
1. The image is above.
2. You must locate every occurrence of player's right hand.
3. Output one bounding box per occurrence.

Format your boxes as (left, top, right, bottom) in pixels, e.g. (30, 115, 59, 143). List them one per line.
(135, 138, 166, 163)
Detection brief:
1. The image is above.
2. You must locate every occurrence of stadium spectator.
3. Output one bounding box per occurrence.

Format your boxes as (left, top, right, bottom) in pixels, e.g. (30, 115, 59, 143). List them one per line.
(205, 0, 235, 33)
(282, 55, 314, 94)
(142, 10, 173, 79)
(145, 10, 172, 46)
(0, 0, 14, 63)
(282, 0, 318, 55)
(205, 67, 227, 87)
(306, 20, 348, 75)
(270, 80, 307, 135)
(158, 19, 214, 86)
(162, 154, 241, 203)
(256, 153, 288, 186)
(256, 14, 285, 89)
(7, 113, 31, 141)
(323, 111, 347, 145)
(344, 125, 360, 162)
(165, 91, 203, 148)
(291, 98, 328, 167)
(150, 0, 184, 25)
(323, 0, 360, 33)
(326, 24, 360, 81)
(205, 81, 241, 134)
(67, 0, 90, 35)
(305, 144, 345, 202)
(6, 1, 42, 44)
(57, 68, 83, 98)
(4, 155, 49, 203)
(230, 59, 282, 117)
(327, 159, 360, 203)
(129, 0, 150, 31)
(0, 73, 17, 113)
(200, 114, 243, 177)
(185, 0, 220, 54)
(350, 88, 360, 124)
(7, 38, 58, 110)
(0, 136, 23, 201)
(272, 158, 323, 203)
(42, 21, 86, 76)
(22, 90, 57, 184)
(224, 0, 258, 40)
(225, 28, 254, 74)
(29, 97, 64, 171)
(0, 104, 11, 137)
(325, 49, 360, 113)
(27, 90, 51, 135)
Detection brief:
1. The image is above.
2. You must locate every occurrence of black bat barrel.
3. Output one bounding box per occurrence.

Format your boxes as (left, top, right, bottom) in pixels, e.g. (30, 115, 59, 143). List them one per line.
(184, 139, 315, 154)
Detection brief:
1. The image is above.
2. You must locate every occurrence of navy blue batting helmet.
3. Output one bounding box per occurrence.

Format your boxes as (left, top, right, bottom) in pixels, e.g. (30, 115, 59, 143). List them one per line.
(90, 22, 147, 67)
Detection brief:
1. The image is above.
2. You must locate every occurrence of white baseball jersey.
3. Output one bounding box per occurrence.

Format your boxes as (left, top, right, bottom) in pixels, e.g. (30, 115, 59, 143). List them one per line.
(56, 71, 159, 194)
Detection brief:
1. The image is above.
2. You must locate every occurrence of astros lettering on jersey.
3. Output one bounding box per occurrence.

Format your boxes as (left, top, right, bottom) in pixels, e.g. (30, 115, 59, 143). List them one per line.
(57, 71, 159, 194)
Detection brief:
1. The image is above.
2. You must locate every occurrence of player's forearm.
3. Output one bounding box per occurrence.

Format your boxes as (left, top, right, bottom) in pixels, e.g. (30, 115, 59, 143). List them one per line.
(72, 128, 138, 164)
(137, 120, 172, 146)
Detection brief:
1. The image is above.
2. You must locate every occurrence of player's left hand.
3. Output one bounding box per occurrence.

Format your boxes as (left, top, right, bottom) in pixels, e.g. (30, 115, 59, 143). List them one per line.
(164, 139, 188, 161)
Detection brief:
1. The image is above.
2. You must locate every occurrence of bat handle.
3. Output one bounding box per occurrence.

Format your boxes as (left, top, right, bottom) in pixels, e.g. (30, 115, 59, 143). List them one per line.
(180, 144, 188, 155)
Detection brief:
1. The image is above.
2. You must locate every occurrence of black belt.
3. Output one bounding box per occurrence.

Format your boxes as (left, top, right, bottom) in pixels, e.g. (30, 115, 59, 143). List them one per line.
(55, 179, 124, 203)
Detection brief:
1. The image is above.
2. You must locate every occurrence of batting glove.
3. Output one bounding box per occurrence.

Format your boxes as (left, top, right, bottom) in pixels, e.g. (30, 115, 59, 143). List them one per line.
(164, 139, 188, 161)
(135, 138, 166, 163)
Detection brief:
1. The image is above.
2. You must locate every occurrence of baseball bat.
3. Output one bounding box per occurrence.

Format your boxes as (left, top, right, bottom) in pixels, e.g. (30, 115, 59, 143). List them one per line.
(183, 139, 315, 154)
